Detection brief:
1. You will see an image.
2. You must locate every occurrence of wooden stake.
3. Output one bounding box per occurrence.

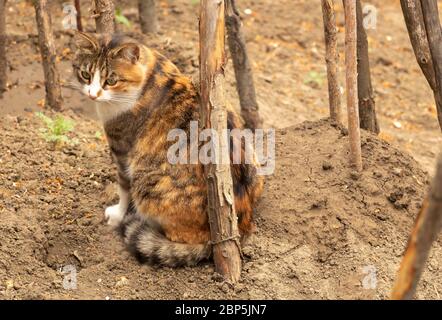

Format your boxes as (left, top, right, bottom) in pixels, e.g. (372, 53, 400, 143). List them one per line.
(344, 0, 362, 171)
(321, 0, 342, 124)
(33, 0, 63, 110)
(199, 0, 242, 283)
(74, 0, 83, 32)
(401, 0, 442, 131)
(93, 0, 115, 34)
(225, 0, 262, 130)
(0, 0, 7, 96)
(138, 0, 158, 34)
(420, 0, 442, 131)
(356, 0, 379, 134)
(391, 154, 442, 300)
(400, 0, 436, 91)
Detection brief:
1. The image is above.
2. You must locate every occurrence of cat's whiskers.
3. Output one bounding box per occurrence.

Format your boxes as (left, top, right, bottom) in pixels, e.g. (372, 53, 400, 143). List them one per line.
(110, 93, 140, 100)
(108, 98, 138, 104)
(108, 94, 140, 105)
(63, 81, 82, 90)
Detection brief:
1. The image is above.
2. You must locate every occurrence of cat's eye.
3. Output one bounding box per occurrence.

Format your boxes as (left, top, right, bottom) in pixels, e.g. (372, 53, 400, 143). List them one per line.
(81, 71, 90, 80)
(106, 78, 117, 86)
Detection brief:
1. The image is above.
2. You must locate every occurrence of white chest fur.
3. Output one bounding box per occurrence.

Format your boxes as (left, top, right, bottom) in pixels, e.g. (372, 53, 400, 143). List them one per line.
(95, 101, 135, 123)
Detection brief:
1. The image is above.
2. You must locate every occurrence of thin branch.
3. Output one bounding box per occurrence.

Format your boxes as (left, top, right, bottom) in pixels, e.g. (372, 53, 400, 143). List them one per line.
(138, 0, 158, 34)
(344, 0, 362, 171)
(0, 0, 7, 96)
(356, 0, 379, 134)
(225, 0, 262, 130)
(391, 153, 442, 300)
(420, 0, 442, 131)
(33, 0, 63, 110)
(74, 0, 83, 32)
(321, 0, 342, 124)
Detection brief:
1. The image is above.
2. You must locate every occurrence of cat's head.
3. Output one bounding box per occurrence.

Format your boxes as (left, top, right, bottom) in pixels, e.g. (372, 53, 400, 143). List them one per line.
(72, 32, 146, 104)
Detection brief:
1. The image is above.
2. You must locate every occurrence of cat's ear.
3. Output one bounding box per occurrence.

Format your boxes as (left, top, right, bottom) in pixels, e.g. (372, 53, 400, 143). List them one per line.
(74, 31, 99, 54)
(109, 43, 140, 64)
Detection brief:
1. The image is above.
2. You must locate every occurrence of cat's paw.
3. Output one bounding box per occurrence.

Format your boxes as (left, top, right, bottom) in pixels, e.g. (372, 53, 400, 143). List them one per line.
(104, 204, 125, 226)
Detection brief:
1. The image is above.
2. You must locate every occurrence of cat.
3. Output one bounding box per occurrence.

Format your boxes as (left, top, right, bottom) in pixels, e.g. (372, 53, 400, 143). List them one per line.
(72, 32, 264, 267)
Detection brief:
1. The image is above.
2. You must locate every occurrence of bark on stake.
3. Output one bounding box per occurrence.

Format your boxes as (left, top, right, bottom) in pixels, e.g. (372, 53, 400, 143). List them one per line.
(344, 0, 362, 171)
(356, 0, 379, 133)
(199, 0, 242, 283)
(420, 0, 442, 131)
(93, 0, 115, 34)
(321, 0, 342, 124)
(225, 0, 262, 130)
(138, 0, 158, 34)
(0, 0, 7, 96)
(33, 0, 63, 110)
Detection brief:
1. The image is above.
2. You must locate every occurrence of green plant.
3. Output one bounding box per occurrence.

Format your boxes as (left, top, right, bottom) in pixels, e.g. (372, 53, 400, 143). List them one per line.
(36, 112, 76, 146)
(94, 130, 103, 140)
(304, 71, 325, 87)
(115, 8, 131, 27)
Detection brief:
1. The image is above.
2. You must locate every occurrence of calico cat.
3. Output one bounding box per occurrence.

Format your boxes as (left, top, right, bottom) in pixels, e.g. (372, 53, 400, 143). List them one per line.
(72, 32, 263, 267)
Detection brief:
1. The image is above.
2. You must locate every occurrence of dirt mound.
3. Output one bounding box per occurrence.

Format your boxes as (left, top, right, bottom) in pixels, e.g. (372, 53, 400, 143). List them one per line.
(0, 114, 440, 300)
(256, 119, 440, 299)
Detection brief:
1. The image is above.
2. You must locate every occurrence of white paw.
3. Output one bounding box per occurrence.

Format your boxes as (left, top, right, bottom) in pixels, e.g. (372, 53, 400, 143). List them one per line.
(104, 204, 125, 226)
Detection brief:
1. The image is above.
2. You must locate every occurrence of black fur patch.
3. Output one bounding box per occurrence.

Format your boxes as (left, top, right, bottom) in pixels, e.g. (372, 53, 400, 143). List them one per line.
(117, 213, 209, 267)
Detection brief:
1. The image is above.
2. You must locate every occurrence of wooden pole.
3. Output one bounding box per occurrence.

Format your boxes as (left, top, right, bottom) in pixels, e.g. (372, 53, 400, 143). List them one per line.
(344, 0, 362, 171)
(400, 0, 436, 91)
(33, 0, 63, 110)
(420, 0, 442, 131)
(356, 0, 379, 134)
(321, 0, 342, 124)
(391, 154, 442, 300)
(0, 0, 7, 97)
(138, 0, 158, 34)
(199, 0, 242, 283)
(225, 0, 262, 130)
(400, 0, 442, 131)
(74, 0, 83, 32)
(93, 0, 115, 34)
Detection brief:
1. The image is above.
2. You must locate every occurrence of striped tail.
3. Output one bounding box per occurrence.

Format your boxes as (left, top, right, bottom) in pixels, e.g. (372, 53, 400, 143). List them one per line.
(117, 214, 212, 267)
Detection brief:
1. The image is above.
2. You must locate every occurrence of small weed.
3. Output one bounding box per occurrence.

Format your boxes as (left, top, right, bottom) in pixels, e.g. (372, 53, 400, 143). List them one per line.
(304, 71, 325, 88)
(94, 130, 103, 140)
(36, 112, 77, 146)
(115, 8, 131, 28)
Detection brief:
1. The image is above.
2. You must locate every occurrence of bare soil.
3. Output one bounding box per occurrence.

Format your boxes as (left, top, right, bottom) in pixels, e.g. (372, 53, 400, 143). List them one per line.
(0, 114, 440, 299)
(0, 0, 441, 300)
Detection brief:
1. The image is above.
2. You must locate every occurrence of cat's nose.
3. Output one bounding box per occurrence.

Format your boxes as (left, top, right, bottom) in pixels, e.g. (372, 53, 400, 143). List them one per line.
(88, 89, 101, 100)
